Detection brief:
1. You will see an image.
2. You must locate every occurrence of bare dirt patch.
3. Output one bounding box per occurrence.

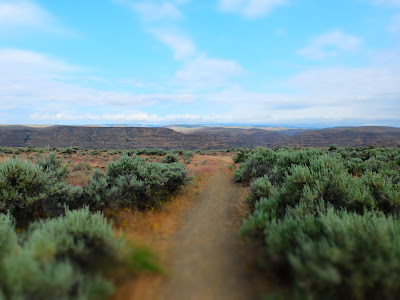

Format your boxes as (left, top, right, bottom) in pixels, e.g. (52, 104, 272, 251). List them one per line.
(157, 156, 257, 300)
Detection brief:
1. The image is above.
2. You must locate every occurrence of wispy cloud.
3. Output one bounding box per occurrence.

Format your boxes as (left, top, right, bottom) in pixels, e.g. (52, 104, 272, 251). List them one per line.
(29, 111, 222, 124)
(298, 30, 362, 60)
(150, 28, 196, 60)
(219, 0, 287, 18)
(117, 0, 183, 22)
(2, 47, 399, 127)
(0, 0, 74, 36)
(174, 55, 244, 89)
(0, 48, 81, 72)
(0, 48, 193, 115)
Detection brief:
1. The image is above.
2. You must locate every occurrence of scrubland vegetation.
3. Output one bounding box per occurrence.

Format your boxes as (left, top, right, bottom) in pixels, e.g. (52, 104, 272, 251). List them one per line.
(236, 146, 400, 299)
(2, 144, 400, 299)
(0, 146, 190, 299)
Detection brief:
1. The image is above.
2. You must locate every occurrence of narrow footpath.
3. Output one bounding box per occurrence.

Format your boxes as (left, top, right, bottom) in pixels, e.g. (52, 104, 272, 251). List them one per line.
(158, 159, 257, 300)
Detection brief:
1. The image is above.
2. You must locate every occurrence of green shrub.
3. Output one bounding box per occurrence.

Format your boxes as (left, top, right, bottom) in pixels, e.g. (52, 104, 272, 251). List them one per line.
(72, 161, 92, 172)
(83, 155, 187, 209)
(59, 147, 76, 155)
(135, 148, 167, 156)
(27, 207, 123, 272)
(183, 151, 194, 164)
(0, 158, 82, 224)
(235, 148, 278, 183)
(247, 175, 275, 210)
(37, 152, 69, 179)
(264, 208, 400, 299)
(239, 147, 400, 298)
(162, 152, 179, 163)
(0, 208, 118, 300)
(232, 147, 251, 164)
(0, 214, 17, 261)
(0, 206, 162, 300)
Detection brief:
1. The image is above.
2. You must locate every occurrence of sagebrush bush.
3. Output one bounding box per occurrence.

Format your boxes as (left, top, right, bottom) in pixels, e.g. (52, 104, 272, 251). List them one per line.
(0, 214, 17, 261)
(83, 154, 187, 209)
(265, 208, 400, 299)
(27, 207, 123, 271)
(239, 146, 400, 299)
(247, 175, 275, 210)
(36, 152, 69, 179)
(162, 152, 179, 163)
(0, 158, 82, 224)
(0, 208, 118, 300)
(135, 148, 167, 156)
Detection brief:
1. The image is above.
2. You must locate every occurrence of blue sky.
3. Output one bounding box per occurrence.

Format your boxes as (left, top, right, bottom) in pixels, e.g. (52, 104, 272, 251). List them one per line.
(0, 0, 399, 127)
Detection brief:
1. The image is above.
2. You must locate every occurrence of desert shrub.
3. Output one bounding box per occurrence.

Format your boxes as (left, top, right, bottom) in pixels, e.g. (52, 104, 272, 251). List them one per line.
(0, 200, 162, 300)
(239, 147, 400, 298)
(82, 169, 109, 210)
(109, 149, 123, 155)
(0, 214, 17, 261)
(135, 148, 167, 156)
(26, 207, 123, 272)
(232, 147, 251, 164)
(72, 161, 92, 172)
(162, 152, 179, 163)
(59, 147, 76, 155)
(90, 150, 99, 156)
(247, 175, 275, 210)
(0, 147, 13, 154)
(36, 152, 69, 179)
(183, 151, 194, 164)
(235, 148, 278, 183)
(83, 155, 187, 209)
(361, 170, 400, 215)
(264, 208, 400, 299)
(0, 158, 82, 224)
(0, 208, 125, 300)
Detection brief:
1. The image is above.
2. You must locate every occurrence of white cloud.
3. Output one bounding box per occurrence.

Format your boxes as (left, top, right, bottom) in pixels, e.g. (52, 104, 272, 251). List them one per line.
(174, 55, 244, 89)
(298, 30, 362, 60)
(219, 0, 287, 18)
(0, 48, 196, 116)
(116, 0, 183, 22)
(0, 48, 81, 72)
(286, 66, 400, 102)
(29, 111, 223, 124)
(0, 0, 49, 27)
(150, 29, 196, 60)
(0, 0, 73, 36)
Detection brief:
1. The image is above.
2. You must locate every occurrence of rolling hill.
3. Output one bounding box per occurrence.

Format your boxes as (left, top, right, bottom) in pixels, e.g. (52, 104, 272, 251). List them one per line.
(0, 125, 399, 149)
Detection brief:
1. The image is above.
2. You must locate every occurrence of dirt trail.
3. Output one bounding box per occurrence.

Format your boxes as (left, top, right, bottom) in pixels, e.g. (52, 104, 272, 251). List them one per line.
(158, 158, 257, 300)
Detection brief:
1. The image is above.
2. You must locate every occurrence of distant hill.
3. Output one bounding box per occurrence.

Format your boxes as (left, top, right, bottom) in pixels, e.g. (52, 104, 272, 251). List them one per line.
(287, 126, 400, 147)
(0, 125, 399, 149)
(0, 126, 225, 150)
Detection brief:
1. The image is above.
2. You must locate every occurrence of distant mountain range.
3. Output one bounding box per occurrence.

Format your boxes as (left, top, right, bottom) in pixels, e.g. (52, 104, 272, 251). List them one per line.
(0, 125, 399, 149)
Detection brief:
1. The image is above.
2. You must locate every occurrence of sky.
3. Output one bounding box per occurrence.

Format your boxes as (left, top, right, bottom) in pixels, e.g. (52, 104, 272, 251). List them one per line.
(0, 0, 399, 127)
